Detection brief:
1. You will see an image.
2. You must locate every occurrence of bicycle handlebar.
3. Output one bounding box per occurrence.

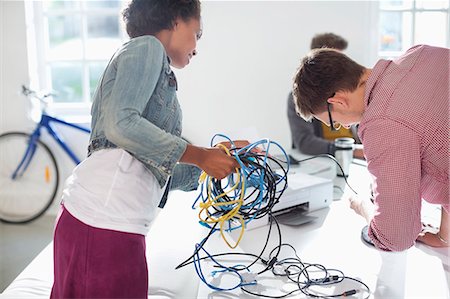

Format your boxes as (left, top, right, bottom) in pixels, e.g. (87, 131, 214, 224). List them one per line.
(22, 85, 56, 102)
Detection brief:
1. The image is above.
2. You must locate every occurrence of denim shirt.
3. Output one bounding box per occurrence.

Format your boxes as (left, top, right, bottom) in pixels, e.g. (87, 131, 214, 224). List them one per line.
(88, 35, 200, 192)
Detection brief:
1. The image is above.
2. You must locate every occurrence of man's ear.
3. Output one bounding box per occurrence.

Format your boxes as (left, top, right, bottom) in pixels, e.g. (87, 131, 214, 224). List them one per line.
(327, 91, 350, 109)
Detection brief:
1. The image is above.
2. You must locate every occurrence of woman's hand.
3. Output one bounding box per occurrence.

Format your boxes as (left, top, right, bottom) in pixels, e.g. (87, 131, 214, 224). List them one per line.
(216, 139, 266, 154)
(199, 147, 239, 179)
(180, 144, 239, 180)
(217, 140, 250, 150)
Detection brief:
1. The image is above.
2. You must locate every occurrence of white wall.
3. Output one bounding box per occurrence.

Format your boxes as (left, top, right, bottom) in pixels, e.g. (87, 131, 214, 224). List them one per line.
(1, 0, 31, 133)
(176, 1, 378, 147)
(0, 0, 378, 214)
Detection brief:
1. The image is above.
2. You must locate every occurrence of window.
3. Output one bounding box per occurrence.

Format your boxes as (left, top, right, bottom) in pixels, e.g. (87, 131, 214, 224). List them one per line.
(28, 0, 127, 117)
(379, 0, 450, 58)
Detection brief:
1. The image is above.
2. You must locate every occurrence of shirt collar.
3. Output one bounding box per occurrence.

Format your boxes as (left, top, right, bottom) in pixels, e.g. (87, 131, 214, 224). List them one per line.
(364, 59, 391, 108)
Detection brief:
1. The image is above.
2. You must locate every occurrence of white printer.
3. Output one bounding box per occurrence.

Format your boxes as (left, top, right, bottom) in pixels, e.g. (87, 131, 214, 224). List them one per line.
(244, 171, 333, 230)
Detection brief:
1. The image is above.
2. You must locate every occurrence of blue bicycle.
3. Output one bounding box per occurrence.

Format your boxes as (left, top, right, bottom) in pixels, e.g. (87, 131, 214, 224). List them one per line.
(0, 86, 91, 223)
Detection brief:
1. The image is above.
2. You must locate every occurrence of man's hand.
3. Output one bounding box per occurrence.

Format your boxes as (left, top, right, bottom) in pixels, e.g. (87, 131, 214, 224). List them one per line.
(347, 195, 375, 224)
(417, 223, 449, 248)
(353, 148, 365, 160)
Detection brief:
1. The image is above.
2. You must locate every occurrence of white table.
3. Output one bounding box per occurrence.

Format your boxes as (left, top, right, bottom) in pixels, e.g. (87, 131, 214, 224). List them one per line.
(0, 190, 204, 299)
(195, 161, 450, 298)
(2, 159, 448, 298)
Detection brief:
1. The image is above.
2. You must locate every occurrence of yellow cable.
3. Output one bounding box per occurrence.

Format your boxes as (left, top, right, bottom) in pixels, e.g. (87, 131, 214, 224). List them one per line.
(196, 144, 246, 248)
(198, 174, 242, 223)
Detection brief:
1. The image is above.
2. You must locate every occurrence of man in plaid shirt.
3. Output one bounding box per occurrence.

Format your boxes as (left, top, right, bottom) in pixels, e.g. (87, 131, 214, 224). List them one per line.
(292, 45, 449, 251)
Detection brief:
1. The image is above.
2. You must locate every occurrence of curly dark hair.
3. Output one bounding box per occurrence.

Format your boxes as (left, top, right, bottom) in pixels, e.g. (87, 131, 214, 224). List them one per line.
(292, 48, 364, 121)
(122, 0, 201, 38)
(310, 32, 348, 51)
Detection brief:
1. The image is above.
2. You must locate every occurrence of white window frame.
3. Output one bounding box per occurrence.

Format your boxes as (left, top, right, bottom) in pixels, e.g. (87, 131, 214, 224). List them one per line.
(378, 0, 450, 59)
(28, 1, 128, 121)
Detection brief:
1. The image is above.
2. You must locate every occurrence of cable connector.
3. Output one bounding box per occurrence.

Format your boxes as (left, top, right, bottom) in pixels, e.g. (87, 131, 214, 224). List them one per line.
(312, 275, 340, 283)
(342, 289, 358, 297)
(324, 275, 340, 282)
(267, 257, 277, 268)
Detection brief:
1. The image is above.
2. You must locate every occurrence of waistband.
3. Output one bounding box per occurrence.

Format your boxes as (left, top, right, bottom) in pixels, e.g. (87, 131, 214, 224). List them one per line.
(87, 137, 118, 156)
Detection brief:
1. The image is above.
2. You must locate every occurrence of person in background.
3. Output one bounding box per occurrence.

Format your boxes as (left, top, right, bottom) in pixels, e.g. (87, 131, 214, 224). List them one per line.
(51, 1, 245, 298)
(287, 32, 364, 159)
(292, 45, 449, 251)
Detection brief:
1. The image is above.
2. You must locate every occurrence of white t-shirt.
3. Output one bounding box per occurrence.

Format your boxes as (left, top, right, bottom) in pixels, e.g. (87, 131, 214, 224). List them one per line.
(62, 149, 164, 235)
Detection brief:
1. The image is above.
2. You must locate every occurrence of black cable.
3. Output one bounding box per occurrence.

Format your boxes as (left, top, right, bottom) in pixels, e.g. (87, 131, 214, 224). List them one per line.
(175, 222, 218, 270)
(176, 213, 283, 273)
(176, 150, 370, 298)
(198, 151, 288, 230)
(288, 154, 359, 195)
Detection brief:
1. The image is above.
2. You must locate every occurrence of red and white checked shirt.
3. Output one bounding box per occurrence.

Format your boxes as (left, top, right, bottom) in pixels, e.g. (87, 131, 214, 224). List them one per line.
(359, 45, 449, 251)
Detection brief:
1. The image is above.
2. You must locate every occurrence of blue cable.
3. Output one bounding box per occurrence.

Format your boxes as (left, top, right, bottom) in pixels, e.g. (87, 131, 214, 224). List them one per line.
(197, 135, 289, 232)
(192, 242, 257, 291)
(190, 134, 290, 290)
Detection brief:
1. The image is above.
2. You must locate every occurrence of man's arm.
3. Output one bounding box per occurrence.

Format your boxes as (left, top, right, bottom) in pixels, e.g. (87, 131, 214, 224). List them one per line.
(355, 119, 422, 251)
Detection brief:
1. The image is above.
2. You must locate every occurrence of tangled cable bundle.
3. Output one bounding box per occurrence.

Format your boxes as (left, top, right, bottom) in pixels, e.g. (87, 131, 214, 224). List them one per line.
(192, 134, 289, 248)
(177, 135, 371, 297)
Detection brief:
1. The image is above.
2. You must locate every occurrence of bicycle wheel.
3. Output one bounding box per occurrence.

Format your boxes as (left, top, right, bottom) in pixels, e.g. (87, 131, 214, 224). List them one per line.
(0, 132, 59, 224)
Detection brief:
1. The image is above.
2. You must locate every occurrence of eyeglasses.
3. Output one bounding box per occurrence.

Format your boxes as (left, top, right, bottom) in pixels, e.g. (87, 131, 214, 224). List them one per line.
(326, 94, 341, 131)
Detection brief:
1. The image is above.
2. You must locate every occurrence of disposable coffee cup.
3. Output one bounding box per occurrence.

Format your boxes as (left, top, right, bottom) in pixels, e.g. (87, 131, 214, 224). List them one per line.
(334, 137, 355, 177)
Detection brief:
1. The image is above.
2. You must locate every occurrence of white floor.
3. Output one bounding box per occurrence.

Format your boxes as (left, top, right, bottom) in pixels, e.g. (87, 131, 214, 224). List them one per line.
(0, 214, 55, 292)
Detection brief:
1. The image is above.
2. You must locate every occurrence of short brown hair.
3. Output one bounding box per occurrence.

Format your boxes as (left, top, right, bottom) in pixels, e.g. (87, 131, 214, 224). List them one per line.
(122, 0, 201, 38)
(310, 33, 348, 51)
(292, 48, 365, 121)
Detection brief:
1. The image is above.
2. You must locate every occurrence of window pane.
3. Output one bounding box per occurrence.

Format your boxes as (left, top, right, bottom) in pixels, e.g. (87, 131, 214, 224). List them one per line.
(87, 14, 120, 38)
(416, 0, 449, 9)
(86, 0, 123, 9)
(380, 0, 413, 10)
(43, 0, 80, 11)
(379, 11, 413, 51)
(415, 12, 448, 46)
(50, 63, 83, 103)
(85, 38, 122, 60)
(47, 15, 82, 60)
(86, 15, 122, 59)
(89, 62, 108, 99)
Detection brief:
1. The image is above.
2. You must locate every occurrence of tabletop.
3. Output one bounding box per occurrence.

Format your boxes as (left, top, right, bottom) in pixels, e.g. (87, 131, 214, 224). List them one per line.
(194, 158, 449, 298)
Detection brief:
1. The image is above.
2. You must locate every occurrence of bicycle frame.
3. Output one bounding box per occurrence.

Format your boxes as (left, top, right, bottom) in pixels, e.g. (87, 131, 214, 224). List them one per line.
(12, 113, 90, 179)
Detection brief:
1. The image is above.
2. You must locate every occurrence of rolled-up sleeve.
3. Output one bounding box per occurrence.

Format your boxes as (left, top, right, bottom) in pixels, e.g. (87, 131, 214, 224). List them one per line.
(171, 164, 202, 191)
(362, 119, 422, 251)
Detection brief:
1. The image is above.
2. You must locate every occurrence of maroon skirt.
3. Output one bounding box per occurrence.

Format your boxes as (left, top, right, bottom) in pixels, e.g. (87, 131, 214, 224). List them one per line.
(51, 206, 148, 298)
